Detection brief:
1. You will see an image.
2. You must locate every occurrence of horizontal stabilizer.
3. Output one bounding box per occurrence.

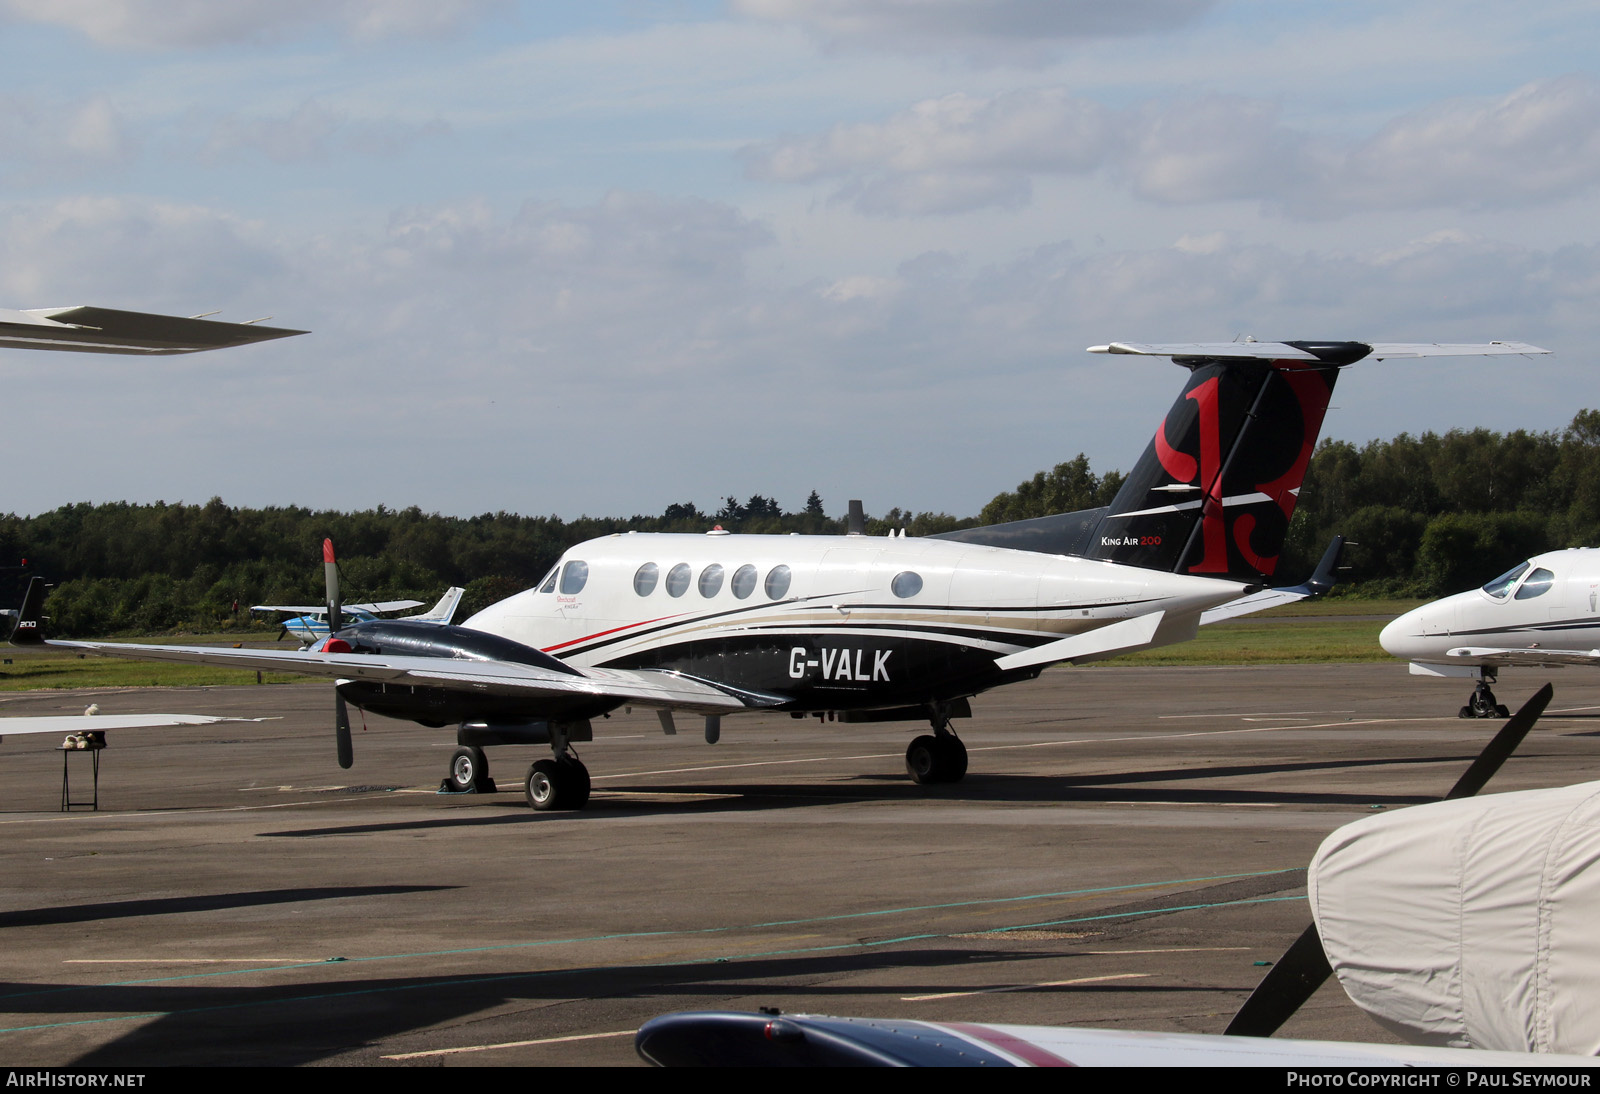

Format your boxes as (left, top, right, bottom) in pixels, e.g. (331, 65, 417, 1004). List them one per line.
(0, 306, 305, 355)
(994, 611, 1164, 671)
(1088, 340, 1549, 365)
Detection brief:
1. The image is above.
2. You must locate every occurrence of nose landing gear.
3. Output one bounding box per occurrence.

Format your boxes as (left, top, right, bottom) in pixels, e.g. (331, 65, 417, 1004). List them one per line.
(1460, 679, 1510, 720)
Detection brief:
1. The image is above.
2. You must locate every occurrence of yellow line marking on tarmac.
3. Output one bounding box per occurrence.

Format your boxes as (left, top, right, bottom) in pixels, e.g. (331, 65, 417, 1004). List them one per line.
(65, 958, 315, 964)
(381, 1029, 634, 1059)
(902, 972, 1150, 1002)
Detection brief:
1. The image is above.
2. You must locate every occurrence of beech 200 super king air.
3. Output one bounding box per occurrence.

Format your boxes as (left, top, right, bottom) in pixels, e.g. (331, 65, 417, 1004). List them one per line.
(1381, 547, 1600, 717)
(14, 339, 1547, 811)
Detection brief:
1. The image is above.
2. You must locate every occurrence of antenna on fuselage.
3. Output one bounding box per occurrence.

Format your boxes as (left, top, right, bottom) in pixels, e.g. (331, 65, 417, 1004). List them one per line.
(846, 500, 865, 536)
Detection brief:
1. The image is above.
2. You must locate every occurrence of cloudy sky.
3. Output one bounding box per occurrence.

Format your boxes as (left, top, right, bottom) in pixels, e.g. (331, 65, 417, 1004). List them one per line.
(2, 0, 1596, 521)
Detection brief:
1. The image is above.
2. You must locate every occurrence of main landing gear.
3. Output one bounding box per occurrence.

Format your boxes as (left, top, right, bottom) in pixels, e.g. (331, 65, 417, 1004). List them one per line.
(525, 752, 591, 811)
(1460, 679, 1510, 720)
(906, 705, 968, 785)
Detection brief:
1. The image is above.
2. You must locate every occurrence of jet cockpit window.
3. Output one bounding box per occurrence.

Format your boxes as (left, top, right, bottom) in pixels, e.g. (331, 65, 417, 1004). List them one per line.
(699, 564, 725, 597)
(539, 565, 559, 593)
(666, 563, 691, 598)
(891, 571, 923, 598)
(1481, 561, 1530, 599)
(1514, 567, 1556, 600)
(633, 562, 659, 596)
(764, 565, 792, 600)
(731, 564, 757, 599)
(559, 560, 589, 595)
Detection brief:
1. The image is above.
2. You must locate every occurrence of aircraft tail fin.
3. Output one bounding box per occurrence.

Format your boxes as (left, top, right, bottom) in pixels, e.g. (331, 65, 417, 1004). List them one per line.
(408, 587, 465, 625)
(1079, 342, 1362, 583)
(9, 576, 46, 645)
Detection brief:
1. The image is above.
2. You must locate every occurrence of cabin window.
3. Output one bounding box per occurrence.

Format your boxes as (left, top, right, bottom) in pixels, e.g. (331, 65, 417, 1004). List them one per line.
(1515, 567, 1556, 600)
(699, 564, 725, 597)
(633, 562, 659, 596)
(539, 566, 559, 593)
(765, 564, 792, 600)
(666, 563, 692, 597)
(891, 571, 923, 598)
(1482, 561, 1530, 599)
(731, 564, 758, 599)
(559, 560, 589, 595)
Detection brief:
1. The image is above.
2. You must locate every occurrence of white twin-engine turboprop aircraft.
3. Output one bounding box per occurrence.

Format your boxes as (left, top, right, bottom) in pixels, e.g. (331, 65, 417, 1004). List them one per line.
(14, 339, 1548, 811)
(1381, 547, 1600, 717)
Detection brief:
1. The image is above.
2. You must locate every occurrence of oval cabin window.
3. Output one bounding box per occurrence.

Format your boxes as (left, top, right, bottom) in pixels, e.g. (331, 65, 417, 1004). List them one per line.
(764, 565, 792, 600)
(731, 564, 758, 599)
(891, 571, 923, 598)
(699, 564, 725, 597)
(666, 563, 692, 598)
(633, 562, 659, 596)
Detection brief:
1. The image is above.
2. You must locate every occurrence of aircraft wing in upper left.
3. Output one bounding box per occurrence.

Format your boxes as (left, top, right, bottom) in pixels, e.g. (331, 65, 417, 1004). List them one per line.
(0, 306, 305, 355)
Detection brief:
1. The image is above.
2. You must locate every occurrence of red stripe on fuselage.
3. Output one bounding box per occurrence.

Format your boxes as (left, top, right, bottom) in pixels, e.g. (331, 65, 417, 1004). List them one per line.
(541, 614, 683, 653)
(939, 1022, 1076, 1067)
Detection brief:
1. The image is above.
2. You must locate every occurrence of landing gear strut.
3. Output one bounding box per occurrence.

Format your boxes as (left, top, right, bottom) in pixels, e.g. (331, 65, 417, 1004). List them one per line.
(1460, 678, 1510, 720)
(906, 704, 968, 785)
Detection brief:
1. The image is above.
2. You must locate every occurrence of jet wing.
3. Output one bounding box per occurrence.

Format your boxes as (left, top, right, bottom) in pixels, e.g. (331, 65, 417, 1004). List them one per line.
(1447, 646, 1600, 666)
(48, 640, 785, 715)
(0, 306, 305, 355)
(0, 713, 263, 736)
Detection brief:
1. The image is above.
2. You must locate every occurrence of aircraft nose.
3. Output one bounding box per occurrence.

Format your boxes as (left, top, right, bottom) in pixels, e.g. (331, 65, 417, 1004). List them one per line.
(1379, 607, 1429, 661)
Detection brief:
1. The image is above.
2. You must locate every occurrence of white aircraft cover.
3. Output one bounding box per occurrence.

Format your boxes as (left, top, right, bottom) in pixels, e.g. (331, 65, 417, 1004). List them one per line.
(1309, 781, 1600, 1054)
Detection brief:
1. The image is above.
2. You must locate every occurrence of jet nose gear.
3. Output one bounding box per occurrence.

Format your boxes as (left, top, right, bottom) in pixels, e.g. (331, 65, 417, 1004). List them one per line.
(1461, 679, 1511, 720)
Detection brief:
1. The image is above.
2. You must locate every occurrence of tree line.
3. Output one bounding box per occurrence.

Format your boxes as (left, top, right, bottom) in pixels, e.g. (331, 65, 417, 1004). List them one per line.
(4, 411, 1596, 635)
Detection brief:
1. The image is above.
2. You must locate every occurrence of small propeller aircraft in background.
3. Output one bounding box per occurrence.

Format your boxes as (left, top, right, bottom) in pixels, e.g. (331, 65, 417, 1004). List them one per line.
(14, 339, 1548, 811)
(255, 585, 464, 645)
(1380, 547, 1600, 717)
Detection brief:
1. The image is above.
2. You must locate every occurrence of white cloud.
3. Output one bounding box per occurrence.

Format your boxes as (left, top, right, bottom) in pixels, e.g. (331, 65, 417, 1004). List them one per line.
(0, 96, 137, 181)
(0, 0, 506, 49)
(733, 0, 1215, 64)
(203, 101, 450, 164)
(746, 77, 1600, 219)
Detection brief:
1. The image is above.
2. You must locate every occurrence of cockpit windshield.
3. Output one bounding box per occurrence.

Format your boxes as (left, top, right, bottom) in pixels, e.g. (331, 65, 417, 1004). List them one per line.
(1481, 561, 1531, 599)
(1514, 567, 1557, 600)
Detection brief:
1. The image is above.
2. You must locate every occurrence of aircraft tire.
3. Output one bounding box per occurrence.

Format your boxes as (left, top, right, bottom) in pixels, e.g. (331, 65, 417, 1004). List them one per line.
(939, 736, 968, 782)
(559, 756, 591, 809)
(526, 759, 566, 810)
(906, 735, 943, 784)
(447, 746, 488, 793)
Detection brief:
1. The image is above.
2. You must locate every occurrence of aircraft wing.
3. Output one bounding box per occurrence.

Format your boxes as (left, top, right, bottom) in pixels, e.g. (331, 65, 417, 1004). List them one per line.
(0, 306, 305, 355)
(1446, 646, 1600, 666)
(634, 1011, 1598, 1068)
(0, 714, 263, 736)
(348, 600, 425, 613)
(251, 604, 322, 614)
(47, 640, 785, 715)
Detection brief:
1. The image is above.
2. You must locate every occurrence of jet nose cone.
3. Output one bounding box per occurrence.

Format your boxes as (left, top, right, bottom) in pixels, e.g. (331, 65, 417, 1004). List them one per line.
(1380, 608, 1429, 661)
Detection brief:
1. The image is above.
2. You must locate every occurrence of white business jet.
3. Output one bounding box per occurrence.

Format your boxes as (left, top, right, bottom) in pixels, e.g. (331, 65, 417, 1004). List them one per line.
(17, 340, 1547, 810)
(1380, 548, 1600, 717)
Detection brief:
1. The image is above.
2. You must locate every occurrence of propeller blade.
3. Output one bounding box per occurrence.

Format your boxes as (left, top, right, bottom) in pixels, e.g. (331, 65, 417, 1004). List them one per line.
(1444, 682, 1552, 800)
(1223, 922, 1332, 1036)
(1225, 683, 1553, 1038)
(335, 691, 354, 770)
(323, 538, 341, 635)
